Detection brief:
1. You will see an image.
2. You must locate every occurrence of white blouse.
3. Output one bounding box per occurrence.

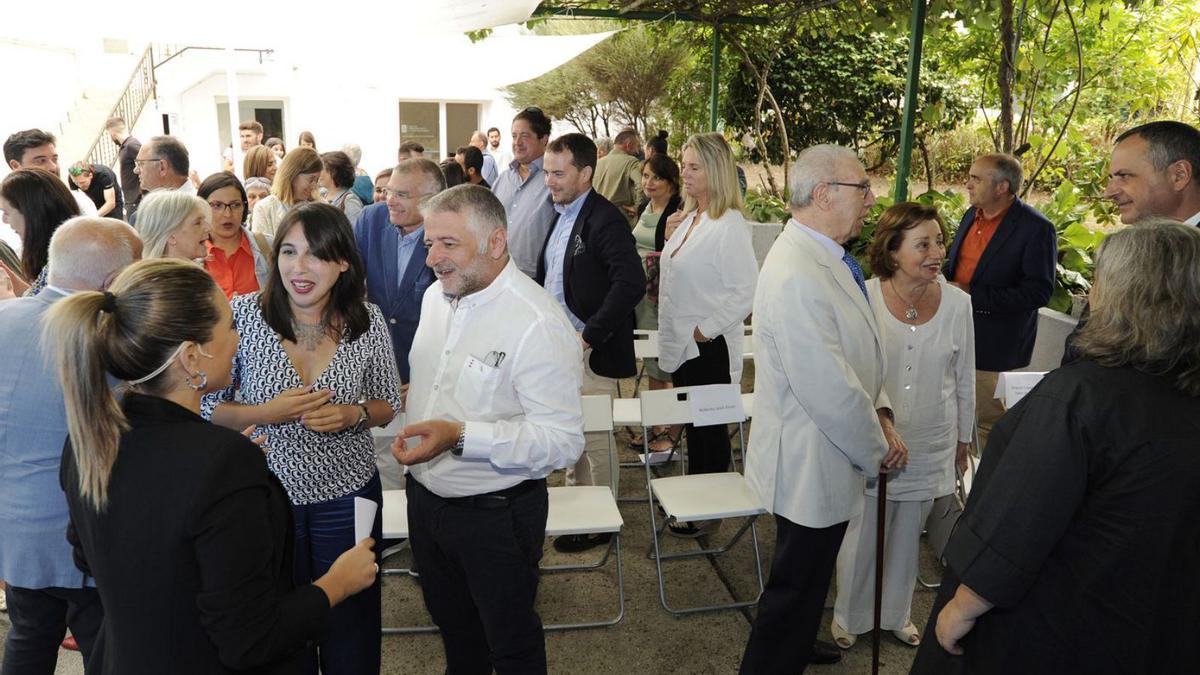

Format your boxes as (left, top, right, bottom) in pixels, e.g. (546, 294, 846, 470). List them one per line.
(657, 208, 757, 380)
(866, 278, 975, 500)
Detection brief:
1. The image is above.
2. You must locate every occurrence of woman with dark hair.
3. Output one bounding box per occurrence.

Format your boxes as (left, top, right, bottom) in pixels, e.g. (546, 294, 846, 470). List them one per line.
(203, 203, 401, 675)
(243, 145, 278, 183)
(913, 221, 1200, 673)
(645, 129, 669, 159)
(0, 168, 81, 296)
(198, 172, 273, 298)
(319, 151, 364, 223)
(298, 131, 316, 151)
(45, 258, 377, 674)
(830, 202, 973, 650)
(631, 154, 683, 451)
(253, 148, 323, 237)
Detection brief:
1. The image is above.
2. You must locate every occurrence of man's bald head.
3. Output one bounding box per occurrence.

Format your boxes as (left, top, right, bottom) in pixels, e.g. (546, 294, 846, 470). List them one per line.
(48, 217, 142, 291)
(470, 131, 488, 150)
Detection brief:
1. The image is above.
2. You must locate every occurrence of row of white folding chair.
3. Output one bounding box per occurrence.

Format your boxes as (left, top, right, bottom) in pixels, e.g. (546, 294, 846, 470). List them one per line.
(377, 394, 625, 634)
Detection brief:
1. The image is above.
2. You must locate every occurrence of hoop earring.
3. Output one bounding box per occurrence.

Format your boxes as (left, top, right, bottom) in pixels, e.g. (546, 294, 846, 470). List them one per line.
(186, 370, 208, 391)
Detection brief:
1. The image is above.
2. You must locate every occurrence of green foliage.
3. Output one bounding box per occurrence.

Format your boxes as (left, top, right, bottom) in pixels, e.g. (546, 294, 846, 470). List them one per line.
(1035, 180, 1110, 313)
(724, 30, 971, 166)
(743, 189, 789, 224)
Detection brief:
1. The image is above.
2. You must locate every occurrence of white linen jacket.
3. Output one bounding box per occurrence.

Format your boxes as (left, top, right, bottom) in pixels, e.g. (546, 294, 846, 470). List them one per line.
(744, 221, 890, 528)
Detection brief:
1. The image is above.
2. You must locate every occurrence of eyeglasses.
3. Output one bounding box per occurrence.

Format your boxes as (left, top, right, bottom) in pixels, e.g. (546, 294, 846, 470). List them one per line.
(383, 189, 431, 201)
(827, 181, 872, 198)
(208, 200, 246, 213)
(522, 106, 544, 115)
(134, 158, 164, 166)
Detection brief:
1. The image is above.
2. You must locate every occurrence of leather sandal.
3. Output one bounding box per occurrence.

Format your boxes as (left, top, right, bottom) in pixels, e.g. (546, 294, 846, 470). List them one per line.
(892, 621, 921, 647)
(830, 620, 856, 649)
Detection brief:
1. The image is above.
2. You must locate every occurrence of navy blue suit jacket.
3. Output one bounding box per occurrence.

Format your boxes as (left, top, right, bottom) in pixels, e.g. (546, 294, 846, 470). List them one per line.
(944, 198, 1057, 372)
(354, 202, 435, 383)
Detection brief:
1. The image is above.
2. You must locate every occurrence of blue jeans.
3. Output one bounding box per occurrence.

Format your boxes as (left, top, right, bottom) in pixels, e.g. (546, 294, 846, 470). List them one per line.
(292, 472, 382, 675)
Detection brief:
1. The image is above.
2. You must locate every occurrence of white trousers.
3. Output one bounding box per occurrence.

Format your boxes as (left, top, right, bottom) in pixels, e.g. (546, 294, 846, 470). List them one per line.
(564, 355, 618, 490)
(833, 497, 933, 634)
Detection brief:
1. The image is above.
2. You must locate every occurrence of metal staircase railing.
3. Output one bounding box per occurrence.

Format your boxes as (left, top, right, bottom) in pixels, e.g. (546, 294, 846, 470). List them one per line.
(84, 45, 156, 169)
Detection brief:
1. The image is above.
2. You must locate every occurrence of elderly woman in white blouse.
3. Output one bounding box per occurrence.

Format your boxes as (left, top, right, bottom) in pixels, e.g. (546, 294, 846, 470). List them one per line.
(831, 202, 975, 649)
(657, 132, 758, 537)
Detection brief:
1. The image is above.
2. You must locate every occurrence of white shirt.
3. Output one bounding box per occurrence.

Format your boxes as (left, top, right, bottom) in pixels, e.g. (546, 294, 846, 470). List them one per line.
(489, 144, 513, 171)
(405, 259, 585, 498)
(1184, 210, 1200, 226)
(657, 208, 757, 380)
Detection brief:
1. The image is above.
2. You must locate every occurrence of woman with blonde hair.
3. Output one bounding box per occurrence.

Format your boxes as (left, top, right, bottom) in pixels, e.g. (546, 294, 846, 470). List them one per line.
(913, 222, 1200, 673)
(656, 132, 758, 537)
(243, 144, 277, 182)
(252, 147, 322, 237)
(45, 258, 377, 673)
(134, 190, 211, 260)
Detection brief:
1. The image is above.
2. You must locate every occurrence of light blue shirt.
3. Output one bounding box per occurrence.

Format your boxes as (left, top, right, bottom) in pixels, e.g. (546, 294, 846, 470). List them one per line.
(0, 288, 93, 588)
(792, 219, 844, 259)
(481, 152, 499, 186)
(492, 155, 557, 277)
(543, 189, 589, 331)
(397, 225, 425, 288)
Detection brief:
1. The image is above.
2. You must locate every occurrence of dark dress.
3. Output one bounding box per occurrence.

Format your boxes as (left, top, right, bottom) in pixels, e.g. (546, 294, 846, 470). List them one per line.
(61, 393, 330, 674)
(911, 360, 1200, 674)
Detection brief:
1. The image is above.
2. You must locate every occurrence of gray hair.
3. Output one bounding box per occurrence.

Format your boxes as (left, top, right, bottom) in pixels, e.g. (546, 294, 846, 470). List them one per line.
(1075, 221, 1200, 396)
(135, 190, 209, 258)
(421, 184, 507, 252)
(341, 143, 363, 167)
(788, 144, 861, 208)
(47, 217, 139, 290)
(977, 153, 1023, 196)
(394, 157, 447, 197)
(595, 137, 614, 154)
(147, 135, 190, 177)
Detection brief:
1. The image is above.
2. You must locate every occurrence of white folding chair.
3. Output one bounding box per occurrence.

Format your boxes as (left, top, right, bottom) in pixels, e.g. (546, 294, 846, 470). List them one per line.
(540, 394, 626, 630)
(640, 385, 766, 615)
(379, 488, 438, 635)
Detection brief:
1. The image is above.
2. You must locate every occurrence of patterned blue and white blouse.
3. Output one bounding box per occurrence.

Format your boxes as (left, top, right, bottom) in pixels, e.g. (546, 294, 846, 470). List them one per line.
(202, 293, 404, 505)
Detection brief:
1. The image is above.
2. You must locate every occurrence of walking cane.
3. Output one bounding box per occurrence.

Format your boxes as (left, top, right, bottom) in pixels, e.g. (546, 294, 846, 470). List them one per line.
(872, 469, 888, 675)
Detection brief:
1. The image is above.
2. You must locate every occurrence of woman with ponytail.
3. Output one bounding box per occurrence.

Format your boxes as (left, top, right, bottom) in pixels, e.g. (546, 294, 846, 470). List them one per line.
(46, 258, 377, 674)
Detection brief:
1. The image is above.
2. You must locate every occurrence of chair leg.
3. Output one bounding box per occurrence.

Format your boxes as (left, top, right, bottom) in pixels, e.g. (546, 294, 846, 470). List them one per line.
(544, 534, 626, 631)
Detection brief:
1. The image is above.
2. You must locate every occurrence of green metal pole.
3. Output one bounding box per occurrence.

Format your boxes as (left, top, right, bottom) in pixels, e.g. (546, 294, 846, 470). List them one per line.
(894, 0, 928, 202)
(710, 25, 721, 131)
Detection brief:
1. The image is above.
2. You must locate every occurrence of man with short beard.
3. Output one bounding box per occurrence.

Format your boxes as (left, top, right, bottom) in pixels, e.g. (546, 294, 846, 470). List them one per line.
(394, 184, 583, 675)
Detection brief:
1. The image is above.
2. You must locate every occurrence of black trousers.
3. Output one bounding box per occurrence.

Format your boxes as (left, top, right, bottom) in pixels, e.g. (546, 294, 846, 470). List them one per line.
(1, 585, 103, 675)
(407, 477, 549, 675)
(671, 335, 732, 475)
(740, 515, 849, 675)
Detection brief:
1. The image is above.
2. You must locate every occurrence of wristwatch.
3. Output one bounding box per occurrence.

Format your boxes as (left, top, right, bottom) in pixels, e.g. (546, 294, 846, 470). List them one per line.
(450, 423, 466, 456)
(350, 400, 370, 433)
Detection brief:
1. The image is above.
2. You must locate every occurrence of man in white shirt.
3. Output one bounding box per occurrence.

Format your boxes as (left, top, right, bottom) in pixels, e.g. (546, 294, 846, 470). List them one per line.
(392, 184, 584, 674)
(487, 125, 513, 169)
(3, 129, 97, 216)
(740, 144, 904, 674)
(133, 135, 195, 194)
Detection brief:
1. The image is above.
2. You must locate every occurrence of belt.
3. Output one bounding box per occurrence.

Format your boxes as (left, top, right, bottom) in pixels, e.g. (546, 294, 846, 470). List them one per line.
(438, 478, 545, 510)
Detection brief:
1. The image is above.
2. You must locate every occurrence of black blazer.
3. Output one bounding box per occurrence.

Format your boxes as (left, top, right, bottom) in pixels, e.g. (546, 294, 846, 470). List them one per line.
(61, 394, 329, 674)
(944, 198, 1057, 372)
(636, 193, 684, 252)
(536, 189, 646, 378)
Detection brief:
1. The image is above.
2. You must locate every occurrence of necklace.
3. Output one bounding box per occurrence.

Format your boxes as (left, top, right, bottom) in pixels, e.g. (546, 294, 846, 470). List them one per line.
(891, 279, 930, 321)
(293, 321, 330, 352)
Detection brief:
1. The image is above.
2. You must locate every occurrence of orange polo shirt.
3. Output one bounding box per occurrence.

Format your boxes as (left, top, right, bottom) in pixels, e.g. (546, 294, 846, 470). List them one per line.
(953, 204, 1011, 285)
(205, 233, 259, 299)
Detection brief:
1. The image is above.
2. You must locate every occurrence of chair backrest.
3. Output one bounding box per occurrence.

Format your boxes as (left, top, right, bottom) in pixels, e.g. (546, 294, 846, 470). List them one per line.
(639, 384, 745, 427)
(633, 330, 659, 360)
(581, 394, 613, 432)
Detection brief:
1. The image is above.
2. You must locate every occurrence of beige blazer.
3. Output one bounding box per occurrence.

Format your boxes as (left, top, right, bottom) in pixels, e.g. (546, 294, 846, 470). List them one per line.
(744, 222, 890, 528)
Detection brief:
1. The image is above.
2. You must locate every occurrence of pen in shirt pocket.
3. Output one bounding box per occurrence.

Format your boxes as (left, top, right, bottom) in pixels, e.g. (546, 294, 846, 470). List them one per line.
(484, 351, 506, 368)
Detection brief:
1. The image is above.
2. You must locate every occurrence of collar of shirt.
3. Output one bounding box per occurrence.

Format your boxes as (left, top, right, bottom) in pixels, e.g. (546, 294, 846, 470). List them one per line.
(205, 230, 254, 260)
(790, 218, 845, 260)
(553, 188, 590, 219)
(41, 285, 74, 297)
(398, 224, 425, 247)
(1185, 210, 1200, 226)
(508, 154, 544, 182)
(446, 258, 519, 313)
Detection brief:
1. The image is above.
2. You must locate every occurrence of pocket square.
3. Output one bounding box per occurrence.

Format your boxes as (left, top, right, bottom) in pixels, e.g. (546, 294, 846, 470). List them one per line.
(572, 234, 586, 256)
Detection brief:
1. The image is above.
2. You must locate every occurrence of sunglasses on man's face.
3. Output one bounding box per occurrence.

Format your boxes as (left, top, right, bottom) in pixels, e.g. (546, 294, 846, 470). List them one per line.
(68, 167, 92, 177)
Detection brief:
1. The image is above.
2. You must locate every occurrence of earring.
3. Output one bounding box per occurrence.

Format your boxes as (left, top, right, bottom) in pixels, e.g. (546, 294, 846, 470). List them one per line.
(186, 370, 208, 391)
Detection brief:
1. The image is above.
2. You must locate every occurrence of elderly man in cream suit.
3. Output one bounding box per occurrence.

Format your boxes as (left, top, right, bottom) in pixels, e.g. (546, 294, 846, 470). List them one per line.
(740, 144, 907, 674)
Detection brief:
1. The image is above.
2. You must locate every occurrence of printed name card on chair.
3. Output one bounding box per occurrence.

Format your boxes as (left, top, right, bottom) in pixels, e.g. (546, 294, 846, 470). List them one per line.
(993, 371, 1047, 409)
(687, 384, 747, 426)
